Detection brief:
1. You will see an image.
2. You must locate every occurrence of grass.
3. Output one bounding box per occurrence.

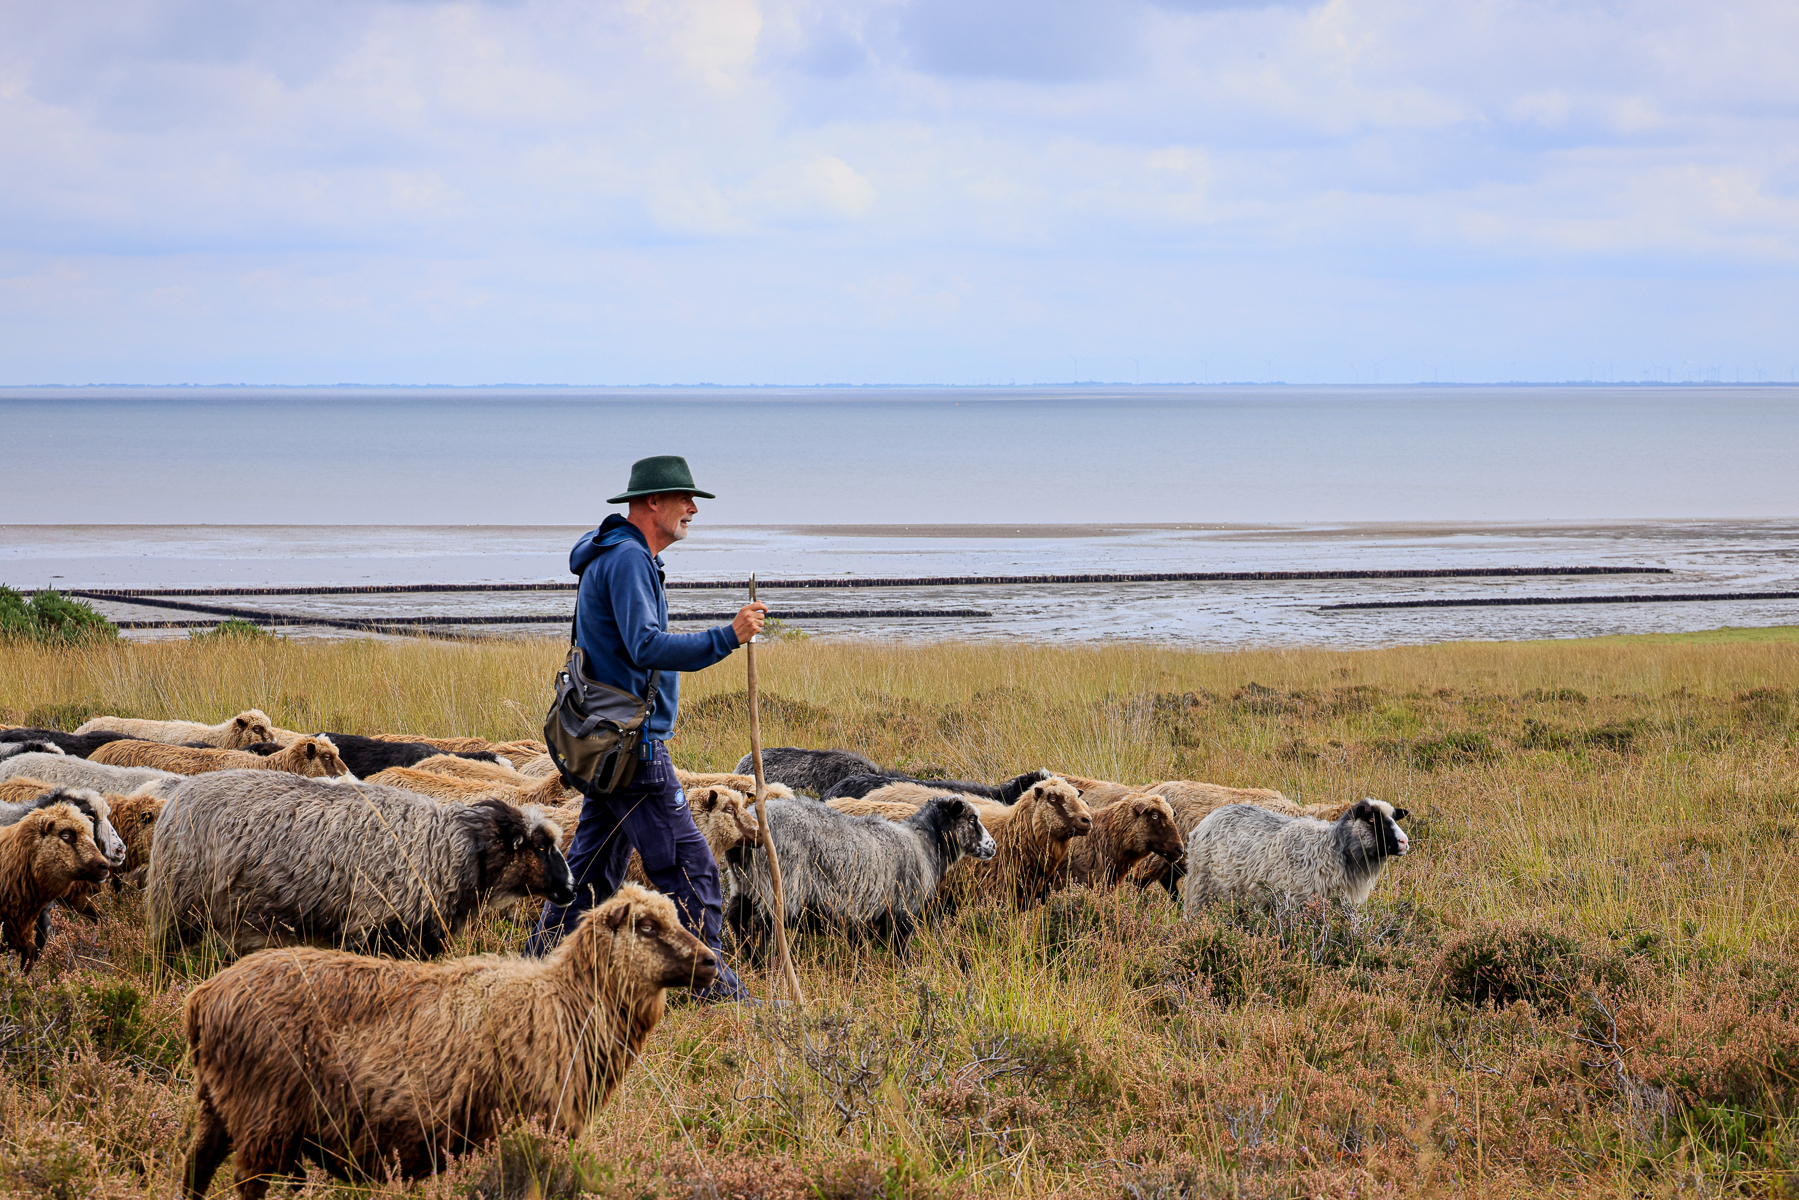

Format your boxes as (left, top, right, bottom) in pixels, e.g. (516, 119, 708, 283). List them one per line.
(2, 633, 1799, 1198)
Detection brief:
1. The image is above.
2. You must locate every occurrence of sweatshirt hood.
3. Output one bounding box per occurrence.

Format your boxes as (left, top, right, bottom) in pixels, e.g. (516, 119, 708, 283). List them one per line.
(570, 513, 648, 575)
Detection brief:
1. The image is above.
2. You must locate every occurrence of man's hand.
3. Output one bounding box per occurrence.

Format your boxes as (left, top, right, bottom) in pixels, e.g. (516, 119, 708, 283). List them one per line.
(733, 603, 769, 645)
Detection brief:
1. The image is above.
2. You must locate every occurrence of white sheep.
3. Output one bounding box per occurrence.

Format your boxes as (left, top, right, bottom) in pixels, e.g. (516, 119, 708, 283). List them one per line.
(1182, 798, 1410, 913)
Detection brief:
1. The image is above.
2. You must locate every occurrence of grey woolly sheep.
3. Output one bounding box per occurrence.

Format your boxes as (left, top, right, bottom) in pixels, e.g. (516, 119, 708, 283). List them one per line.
(732, 747, 881, 797)
(0, 751, 185, 804)
(1182, 799, 1411, 913)
(729, 794, 995, 956)
(147, 772, 576, 963)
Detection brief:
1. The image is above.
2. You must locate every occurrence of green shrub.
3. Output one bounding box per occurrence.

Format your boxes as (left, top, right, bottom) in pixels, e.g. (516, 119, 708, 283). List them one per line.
(1431, 924, 1633, 1012)
(188, 619, 271, 641)
(0, 587, 117, 645)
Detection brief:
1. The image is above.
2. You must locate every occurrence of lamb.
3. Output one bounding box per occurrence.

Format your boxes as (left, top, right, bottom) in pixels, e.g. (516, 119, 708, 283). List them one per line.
(74, 709, 279, 750)
(0, 728, 133, 758)
(943, 778, 1092, 907)
(1182, 799, 1411, 913)
(1062, 792, 1184, 890)
(148, 773, 575, 962)
(90, 735, 353, 779)
(822, 768, 1052, 804)
(0, 794, 111, 970)
(0, 750, 185, 802)
(730, 794, 995, 955)
(732, 747, 881, 797)
(183, 884, 709, 1197)
(0, 780, 128, 868)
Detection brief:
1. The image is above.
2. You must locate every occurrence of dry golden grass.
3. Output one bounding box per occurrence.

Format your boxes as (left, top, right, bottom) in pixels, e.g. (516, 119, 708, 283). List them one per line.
(3, 633, 1799, 1198)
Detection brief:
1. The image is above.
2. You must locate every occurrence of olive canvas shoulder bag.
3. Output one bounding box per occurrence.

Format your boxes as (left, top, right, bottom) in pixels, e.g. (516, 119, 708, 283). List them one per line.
(543, 571, 658, 797)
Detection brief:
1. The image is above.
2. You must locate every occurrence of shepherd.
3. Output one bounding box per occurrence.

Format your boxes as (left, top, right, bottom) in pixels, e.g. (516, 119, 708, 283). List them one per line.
(527, 455, 766, 1004)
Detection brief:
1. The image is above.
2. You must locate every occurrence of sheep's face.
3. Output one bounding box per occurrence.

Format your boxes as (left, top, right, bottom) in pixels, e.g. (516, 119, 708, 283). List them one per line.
(690, 786, 760, 864)
(940, 798, 997, 861)
(112, 795, 165, 871)
(600, 884, 719, 990)
(1347, 798, 1410, 858)
(478, 801, 578, 907)
(286, 737, 353, 778)
(1123, 794, 1184, 859)
(223, 710, 276, 749)
(1028, 780, 1093, 840)
(30, 802, 111, 886)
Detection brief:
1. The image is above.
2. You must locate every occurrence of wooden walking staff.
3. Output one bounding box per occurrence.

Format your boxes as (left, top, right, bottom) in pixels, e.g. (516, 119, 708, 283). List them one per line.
(745, 574, 806, 1008)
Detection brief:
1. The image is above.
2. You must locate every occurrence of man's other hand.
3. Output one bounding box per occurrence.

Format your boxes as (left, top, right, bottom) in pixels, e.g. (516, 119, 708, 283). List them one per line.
(734, 603, 769, 645)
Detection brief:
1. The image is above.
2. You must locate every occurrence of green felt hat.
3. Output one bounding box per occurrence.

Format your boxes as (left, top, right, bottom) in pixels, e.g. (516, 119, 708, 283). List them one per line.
(607, 455, 716, 504)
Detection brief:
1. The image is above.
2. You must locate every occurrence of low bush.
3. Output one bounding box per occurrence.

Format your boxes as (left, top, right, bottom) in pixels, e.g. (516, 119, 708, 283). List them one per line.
(0, 587, 116, 646)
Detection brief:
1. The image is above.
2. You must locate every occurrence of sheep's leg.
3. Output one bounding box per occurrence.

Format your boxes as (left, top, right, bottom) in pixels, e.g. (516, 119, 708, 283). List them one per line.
(230, 1128, 300, 1200)
(184, 1085, 231, 1199)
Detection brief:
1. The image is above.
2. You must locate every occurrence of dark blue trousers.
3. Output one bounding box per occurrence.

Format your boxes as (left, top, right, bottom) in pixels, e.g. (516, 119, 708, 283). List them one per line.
(527, 742, 746, 1000)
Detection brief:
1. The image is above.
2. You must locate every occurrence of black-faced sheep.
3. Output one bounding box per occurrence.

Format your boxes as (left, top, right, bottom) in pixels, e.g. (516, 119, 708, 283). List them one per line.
(147, 773, 576, 962)
(305, 733, 507, 778)
(90, 735, 353, 779)
(0, 728, 134, 758)
(183, 884, 709, 1197)
(730, 794, 995, 956)
(0, 751, 184, 801)
(75, 709, 279, 750)
(822, 768, 1052, 804)
(1182, 799, 1411, 913)
(945, 779, 1092, 908)
(0, 794, 111, 971)
(732, 747, 882, 797)
(1, 780, 128, 868)
(1063, 791, 1184, 891)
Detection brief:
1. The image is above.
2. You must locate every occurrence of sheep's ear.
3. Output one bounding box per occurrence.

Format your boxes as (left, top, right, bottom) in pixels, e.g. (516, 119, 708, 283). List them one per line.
(1349, 799, 1375, 821)
(693, 788, 718, 812)
(235, 717, 249, 730)
(604, 904, 630, 931)
(1391, 807, 1409, 821)
(303, 742, 318, 758)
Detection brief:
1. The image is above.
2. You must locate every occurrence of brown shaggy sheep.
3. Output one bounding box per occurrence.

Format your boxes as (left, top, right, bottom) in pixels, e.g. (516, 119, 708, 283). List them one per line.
(369, 733, 493, 754)
(183, 884, 712, 1196)
(1074, 779, 1300, 888)
(0, 777, 57, 805)
(1063, 792, 1184, 890)
(74, 710, 278, 750)
(58, 790, 167, 919)
(825, 796, 925, 821)
(90, 735, 352, 779)
(0, 797, 110, 970)
(486, 738, 546, 763)
(943, 778, 1092, 908)
(365, 765, 571, 807)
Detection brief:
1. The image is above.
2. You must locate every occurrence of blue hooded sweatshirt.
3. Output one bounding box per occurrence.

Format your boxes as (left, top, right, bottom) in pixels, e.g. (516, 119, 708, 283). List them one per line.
(568, 514, 741, 742)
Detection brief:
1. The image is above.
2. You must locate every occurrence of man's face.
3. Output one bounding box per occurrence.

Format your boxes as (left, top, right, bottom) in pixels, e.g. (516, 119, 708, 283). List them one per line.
(647, 492, 698, 543)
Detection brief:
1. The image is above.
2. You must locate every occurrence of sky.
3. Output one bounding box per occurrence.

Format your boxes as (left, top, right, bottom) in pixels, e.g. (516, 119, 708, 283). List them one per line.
(2, 0, 1796, 386)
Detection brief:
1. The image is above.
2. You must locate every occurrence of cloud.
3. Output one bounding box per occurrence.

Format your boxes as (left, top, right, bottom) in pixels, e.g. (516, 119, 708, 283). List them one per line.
(0, 0, 1794, 384)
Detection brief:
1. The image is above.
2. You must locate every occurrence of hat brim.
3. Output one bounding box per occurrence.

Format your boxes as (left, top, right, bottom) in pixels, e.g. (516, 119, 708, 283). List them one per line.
(607, 486, 717, 504)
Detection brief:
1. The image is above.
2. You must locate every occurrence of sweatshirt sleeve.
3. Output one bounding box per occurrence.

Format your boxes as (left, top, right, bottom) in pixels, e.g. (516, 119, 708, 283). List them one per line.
(607, 553, 740, 672)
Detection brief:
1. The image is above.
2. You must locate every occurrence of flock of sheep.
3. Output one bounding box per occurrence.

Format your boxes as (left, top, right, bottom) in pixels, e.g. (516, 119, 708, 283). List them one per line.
(0, 708, 1409, 1197)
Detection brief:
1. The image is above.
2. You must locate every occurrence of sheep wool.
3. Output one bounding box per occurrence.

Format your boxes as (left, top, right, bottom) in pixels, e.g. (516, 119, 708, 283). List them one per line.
(148, 773, 575, 962)
(1182, 799, 1411, 913)
(90, 735, 352, 779)
(0, 796, 111, 970)
(731, 794, 995, 955)
(1063, 792, 1185, 890)
(674, 768, 796, 800)
(732, 746, 882, 797)
(183, 884, 712, 1196)
(822, 768, 1052, 804)
(75, 709, 278, 750)
(58, 791, 167, 918)
(0, 750, 185, 804)
(945, 779, 1093, 907)
(0, 781, 127, 868)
